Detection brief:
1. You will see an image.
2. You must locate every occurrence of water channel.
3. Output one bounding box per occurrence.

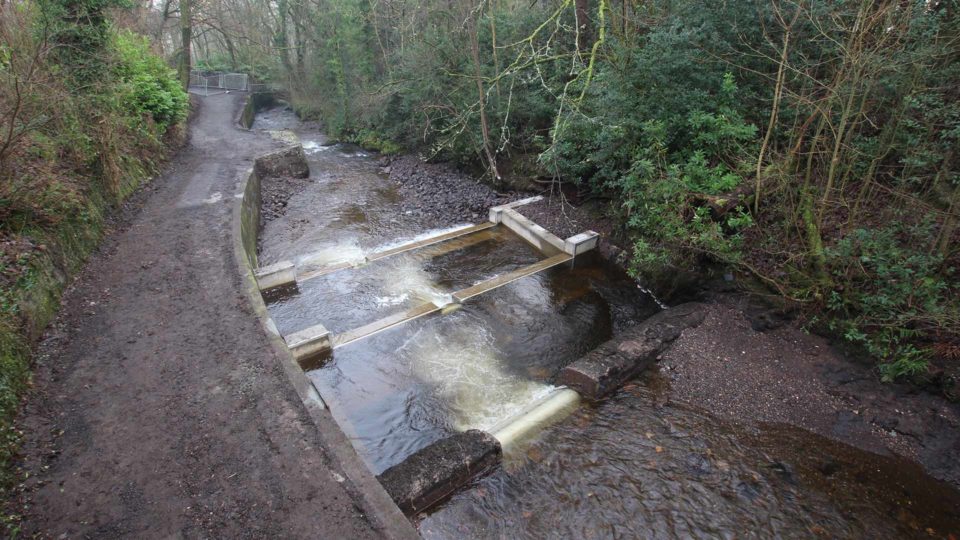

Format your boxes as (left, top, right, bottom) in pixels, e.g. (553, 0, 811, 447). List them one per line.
(254, 106, 960, 539)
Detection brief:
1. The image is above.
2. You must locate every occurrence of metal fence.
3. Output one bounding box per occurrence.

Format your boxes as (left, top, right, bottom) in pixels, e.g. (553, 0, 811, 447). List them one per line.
(188, 71, 249, 95)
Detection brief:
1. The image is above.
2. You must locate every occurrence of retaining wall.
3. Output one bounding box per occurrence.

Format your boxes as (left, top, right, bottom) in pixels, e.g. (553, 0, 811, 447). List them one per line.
(238, 92, 279, 129)
(232, 148, 417, 539)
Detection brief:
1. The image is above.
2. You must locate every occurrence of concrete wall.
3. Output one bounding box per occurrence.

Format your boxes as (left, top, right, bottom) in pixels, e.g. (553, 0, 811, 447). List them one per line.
(239, 167, 262, 268)
(231, 148, 416, 539)
(238, 92, 279, 129)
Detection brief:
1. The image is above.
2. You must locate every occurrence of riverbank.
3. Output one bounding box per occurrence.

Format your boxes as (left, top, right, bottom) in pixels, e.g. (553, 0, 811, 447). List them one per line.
(381, 153, 960, 492)
(0, 103, 192, 489)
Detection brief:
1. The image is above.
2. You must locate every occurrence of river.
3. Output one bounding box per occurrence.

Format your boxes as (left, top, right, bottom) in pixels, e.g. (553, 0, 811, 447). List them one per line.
(255, 106, 960, 539)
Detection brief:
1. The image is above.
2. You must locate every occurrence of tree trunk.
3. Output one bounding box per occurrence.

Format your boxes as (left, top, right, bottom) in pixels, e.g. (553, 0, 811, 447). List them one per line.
(468, 8, 499, 181)
(178, 0, 192, 90)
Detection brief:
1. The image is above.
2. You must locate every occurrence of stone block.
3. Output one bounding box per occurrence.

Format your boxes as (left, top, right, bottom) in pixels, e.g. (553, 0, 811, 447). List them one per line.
(377, 430, 501, 515)
(254, 145, 310, 179)
(557, 303, 707, 400)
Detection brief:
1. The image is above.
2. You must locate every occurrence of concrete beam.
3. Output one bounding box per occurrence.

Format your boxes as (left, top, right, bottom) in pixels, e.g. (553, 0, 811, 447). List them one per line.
(254, 260, 297, 291)
(557, 303, 707, 400)
(284, 322, 332, 363)
(564, 231, 599, 256)
(490, 388, 580, 455)
(488, 195, 544, 224)
(499, 208, 566, 254)
(331, 302, 441, 349)
(299, 223, 497, 284)
(452, 253, 572, 303)
(377, 430, 501, 516)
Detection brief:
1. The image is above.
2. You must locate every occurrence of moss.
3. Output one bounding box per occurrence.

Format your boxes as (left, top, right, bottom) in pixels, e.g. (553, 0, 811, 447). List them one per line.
(354, 129, 401, 155)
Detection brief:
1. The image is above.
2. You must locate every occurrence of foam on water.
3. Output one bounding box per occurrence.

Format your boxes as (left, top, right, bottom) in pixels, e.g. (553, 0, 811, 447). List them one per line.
(297, 241, 366, 269)
(370, 224, 475, 254)
(380, 258, 451, 307)
(301, 140, 330, 154)
(403, 322, 556, 432)
(374, 293, 410, 307)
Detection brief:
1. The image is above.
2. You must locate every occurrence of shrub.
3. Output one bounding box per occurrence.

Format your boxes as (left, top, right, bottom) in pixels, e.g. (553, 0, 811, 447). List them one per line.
(113, 30, 188, 131)
(824, 222, 957, 381)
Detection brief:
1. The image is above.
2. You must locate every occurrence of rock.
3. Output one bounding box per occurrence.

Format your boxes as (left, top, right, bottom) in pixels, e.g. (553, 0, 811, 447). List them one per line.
(377, 430, 501, 515)
(255, 145, 310, 179)
(557, 303, 707, 400)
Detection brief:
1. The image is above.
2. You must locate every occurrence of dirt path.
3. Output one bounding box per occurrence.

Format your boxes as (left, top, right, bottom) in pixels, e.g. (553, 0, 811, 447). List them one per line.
(5, 94, 389, 538)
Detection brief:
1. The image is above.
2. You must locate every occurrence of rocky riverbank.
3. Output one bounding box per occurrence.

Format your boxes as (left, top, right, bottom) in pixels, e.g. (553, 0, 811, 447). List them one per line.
(510, 193, 960, 491)
(381, 155, 521, 225)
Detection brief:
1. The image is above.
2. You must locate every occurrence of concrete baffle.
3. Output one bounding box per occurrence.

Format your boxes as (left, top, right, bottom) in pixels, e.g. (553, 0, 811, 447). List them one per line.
(254, 260, 297, 291)
(564, 231, 599, 256)
(377, 430, 501, 515)
(284, 322, 332, 363)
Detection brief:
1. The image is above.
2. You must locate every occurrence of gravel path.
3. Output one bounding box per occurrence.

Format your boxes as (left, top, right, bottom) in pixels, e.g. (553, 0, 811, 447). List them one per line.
(4, 94, 391, 538)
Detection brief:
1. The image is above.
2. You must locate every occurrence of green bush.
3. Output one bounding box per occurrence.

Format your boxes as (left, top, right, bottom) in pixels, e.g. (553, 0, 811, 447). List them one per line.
(593, 74, 758, 269)
(824, 222, 957, 381)
(114, 30, 188, 131)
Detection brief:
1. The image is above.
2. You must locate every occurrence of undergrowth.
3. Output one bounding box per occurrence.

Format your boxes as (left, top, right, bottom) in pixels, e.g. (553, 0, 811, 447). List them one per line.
(0, 0, 188, 487)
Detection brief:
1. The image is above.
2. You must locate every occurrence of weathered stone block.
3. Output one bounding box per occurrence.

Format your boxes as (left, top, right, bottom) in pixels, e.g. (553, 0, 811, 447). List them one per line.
(557, 303, 707, 400)
(254, 145, 310, 179)
(377, 430, 501, 515)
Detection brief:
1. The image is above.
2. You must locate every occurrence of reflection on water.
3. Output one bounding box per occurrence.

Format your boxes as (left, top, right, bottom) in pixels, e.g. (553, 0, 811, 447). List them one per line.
(255, 106, 960, 538)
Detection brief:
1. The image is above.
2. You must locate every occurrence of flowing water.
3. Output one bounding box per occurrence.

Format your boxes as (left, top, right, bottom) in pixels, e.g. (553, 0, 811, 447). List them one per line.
(254, 107, 960, 538)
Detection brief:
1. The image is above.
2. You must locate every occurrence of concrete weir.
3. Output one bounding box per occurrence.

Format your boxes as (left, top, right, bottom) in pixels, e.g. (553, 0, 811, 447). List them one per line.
(329, 253, 573, 350)
(489, 387, 581, 454)
(299, 204, 601, 353)
(296, 222, 496, 284)
(247, 159, 611, 521)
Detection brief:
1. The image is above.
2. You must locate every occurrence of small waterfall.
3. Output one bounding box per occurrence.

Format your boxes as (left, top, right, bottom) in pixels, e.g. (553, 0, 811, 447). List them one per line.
(297, 241, 366, 269)
(402, 320, 557, 432)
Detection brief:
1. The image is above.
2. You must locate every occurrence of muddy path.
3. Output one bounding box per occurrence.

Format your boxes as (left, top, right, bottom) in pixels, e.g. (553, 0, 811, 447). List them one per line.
(3, 94, 391, 538)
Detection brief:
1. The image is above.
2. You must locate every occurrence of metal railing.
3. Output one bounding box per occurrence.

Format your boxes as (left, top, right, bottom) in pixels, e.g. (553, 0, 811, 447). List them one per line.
(188, 71, 249, 95)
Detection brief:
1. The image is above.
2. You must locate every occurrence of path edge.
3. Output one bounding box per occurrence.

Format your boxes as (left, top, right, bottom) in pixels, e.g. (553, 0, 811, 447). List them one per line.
(230, 163, 419, 539)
